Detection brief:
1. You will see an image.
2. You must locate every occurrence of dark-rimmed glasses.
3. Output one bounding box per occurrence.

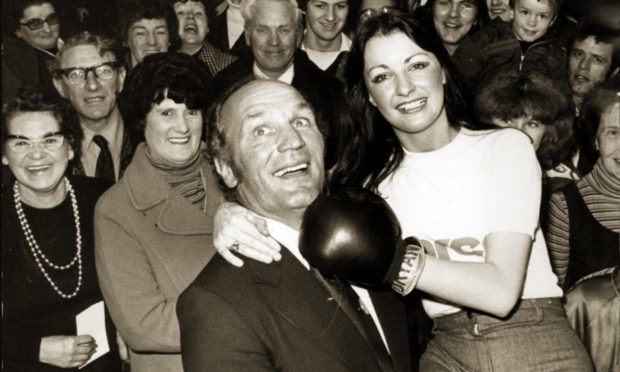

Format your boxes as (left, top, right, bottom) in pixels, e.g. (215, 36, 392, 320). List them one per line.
(19, 13, 59, 31)
(54, 62, 120, 85)
(6, 132, 65, 153)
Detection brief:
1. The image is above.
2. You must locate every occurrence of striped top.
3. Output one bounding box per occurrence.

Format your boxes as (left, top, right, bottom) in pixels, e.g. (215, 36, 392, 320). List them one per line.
(545, 161, 620, 287)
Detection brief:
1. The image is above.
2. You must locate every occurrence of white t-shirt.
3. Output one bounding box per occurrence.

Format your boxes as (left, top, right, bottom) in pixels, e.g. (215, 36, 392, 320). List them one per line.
(378, 128, 563, 318)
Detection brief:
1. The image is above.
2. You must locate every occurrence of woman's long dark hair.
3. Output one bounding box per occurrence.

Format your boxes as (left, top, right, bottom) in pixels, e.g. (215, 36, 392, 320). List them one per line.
(329, 11, 475, 191)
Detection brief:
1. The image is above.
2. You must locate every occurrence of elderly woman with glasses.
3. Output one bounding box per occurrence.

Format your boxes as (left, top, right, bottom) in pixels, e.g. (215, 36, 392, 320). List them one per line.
(2, 0, 63, 102)
(1, 87, 123, 371)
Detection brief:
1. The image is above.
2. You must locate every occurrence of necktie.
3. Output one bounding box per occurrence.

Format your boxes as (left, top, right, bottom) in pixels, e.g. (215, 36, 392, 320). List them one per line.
(93, 135, 115, 182)
(311, 269, 394, 372)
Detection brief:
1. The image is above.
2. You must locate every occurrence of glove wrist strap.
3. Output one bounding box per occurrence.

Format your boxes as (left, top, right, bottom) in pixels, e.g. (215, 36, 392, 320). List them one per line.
(391, 239, 426, 296)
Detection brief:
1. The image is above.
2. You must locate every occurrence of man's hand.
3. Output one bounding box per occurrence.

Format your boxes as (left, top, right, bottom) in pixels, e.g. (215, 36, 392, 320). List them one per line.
(39, 335, 96, 368)
(213, 202, 281, 267)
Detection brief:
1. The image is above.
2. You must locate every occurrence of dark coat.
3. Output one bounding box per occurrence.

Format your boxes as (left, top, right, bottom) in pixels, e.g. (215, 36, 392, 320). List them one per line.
(451, 18, 569, 96)
(178, 247, 413, 372)
(209, 50, 345, 169)
(2, 33, 61, 102)
(207, 11, 249, 57)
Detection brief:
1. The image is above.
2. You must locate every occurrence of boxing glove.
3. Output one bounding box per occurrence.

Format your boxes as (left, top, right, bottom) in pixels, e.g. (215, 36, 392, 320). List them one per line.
(299, 187, 425, 294)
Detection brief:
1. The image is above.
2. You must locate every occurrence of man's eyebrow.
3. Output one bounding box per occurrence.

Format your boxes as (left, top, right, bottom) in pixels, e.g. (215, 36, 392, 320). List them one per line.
(8, 132, 61, 140)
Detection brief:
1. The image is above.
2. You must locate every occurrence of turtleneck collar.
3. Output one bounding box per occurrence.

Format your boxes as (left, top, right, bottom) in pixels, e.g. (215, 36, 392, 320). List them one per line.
(585, 160, 620, 199)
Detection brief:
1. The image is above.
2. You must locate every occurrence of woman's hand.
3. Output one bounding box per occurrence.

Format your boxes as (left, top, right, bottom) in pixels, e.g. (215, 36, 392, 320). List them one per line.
(39, 335, 96, 368)
(213, 202, 281, 267)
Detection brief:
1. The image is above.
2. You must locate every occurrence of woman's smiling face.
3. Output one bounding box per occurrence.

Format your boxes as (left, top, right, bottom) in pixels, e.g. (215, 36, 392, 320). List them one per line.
(364, 31, 447, 141)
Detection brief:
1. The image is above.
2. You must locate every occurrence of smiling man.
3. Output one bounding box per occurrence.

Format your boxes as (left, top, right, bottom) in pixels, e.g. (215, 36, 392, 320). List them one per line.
(209, 0, 345, 168)
(568, 22, 620, 115)
(300, 0, 351, 80)
(51, 32, 140, 181)
(177, 79, 413, 372)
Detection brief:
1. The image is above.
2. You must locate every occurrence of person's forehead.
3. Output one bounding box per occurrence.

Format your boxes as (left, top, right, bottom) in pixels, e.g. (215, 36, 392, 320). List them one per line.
(224, 83, 309, 125)
(600, 102, 620, 130)
(8, 111, 59, 135)
(361, 0, 396, 11)
(22, 2, 55, 20)
(174, 1, 206, 12)
(573, 37, 614, 56)
(515, 0, 553, 11)
(60, 45, 116, 68)
(254, 0, 296, 22)
(309, 0, 349, 5)
(130, 18, 168, 30)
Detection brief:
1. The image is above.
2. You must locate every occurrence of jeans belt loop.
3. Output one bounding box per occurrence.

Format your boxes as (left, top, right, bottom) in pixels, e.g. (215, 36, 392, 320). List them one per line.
(466, 309, 482, 336)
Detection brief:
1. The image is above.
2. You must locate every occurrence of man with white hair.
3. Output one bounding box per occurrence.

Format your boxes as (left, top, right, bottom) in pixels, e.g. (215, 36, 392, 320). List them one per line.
(209, 0, 344, 168)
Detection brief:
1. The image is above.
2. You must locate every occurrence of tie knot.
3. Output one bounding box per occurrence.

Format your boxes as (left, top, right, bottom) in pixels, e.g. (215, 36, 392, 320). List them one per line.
(93, 135, 109, 149)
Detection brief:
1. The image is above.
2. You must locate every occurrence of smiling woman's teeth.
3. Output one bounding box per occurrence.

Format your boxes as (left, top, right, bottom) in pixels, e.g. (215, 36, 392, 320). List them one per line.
(397, 98, 426, 112)
(27, 165, 49, 171)
(168, 137, 190, 144)
(274, 163, 308, 177)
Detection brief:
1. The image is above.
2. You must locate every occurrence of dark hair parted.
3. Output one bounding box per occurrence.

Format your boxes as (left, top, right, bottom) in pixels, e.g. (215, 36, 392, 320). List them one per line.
(330, 11, 475, 191)
(571, 20, 620, 77)
(2, 86, 83, 159)
(474, 71, 576, 170)
(118, 52, 212, 132)
(116, 0, 181, 52)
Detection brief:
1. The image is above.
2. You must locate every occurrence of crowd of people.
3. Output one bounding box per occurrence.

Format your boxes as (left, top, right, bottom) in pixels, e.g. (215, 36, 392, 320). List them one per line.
(1, 0, 619, 370)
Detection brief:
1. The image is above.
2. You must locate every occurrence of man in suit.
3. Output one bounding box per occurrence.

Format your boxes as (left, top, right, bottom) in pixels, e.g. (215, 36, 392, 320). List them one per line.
(177, 79, 413, 372)
(209, 0, 344, 168)
(50, 31, 140, 181)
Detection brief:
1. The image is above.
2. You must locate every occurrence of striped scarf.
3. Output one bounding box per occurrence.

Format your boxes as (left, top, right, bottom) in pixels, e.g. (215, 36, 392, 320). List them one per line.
(579, 161, 620, 232)
(146, 148, 206, 212)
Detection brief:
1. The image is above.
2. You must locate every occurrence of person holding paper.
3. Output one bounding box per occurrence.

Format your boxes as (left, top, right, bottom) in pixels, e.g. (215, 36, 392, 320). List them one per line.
(1, 87, 122, 371)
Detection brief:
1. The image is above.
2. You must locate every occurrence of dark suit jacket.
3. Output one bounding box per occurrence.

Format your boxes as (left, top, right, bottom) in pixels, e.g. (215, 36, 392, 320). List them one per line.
(209, 50, 345, 169)
(207, 11, 249, 57)
(177, 247, 412, 372)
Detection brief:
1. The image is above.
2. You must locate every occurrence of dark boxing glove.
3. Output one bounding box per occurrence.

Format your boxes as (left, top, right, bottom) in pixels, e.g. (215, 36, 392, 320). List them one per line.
(299, 187, 425, 295)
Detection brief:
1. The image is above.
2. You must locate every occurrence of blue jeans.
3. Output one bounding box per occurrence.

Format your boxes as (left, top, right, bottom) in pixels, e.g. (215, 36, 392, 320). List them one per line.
(420, 298, 593, 371)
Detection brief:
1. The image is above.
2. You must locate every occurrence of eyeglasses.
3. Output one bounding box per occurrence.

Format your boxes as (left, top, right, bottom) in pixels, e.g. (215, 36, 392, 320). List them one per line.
(6, 132, 66, 153)
(54, 62, 120, 84)
(358, 6, 402, 23)
(19, 13, 59, 31)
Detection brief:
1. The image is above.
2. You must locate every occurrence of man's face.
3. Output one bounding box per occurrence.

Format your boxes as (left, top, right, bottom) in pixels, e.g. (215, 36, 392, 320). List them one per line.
(15, 2, 60, 51)
(174, 1, 208, 49)
(53, 45, 126, 128)
(432, 0, 478, 52)
(305, 0, 349, 44)
(215, 81, 325, 226)
(245, 0, 300, 78)
(127, 18, 170, 67)
(569, 37, 614, 98)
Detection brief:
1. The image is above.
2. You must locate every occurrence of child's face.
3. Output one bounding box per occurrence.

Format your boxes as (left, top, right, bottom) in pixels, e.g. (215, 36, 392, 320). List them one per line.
(492, 116, 547, 150)
(511, 0, 555, 42)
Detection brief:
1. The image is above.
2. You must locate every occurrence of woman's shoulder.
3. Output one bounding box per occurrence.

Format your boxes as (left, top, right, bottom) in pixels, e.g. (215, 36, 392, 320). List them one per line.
(460, 127, 531, 146)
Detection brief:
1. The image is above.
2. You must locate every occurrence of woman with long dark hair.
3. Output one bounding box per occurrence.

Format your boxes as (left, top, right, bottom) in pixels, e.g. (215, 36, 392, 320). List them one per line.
(330, 12, 592, 371)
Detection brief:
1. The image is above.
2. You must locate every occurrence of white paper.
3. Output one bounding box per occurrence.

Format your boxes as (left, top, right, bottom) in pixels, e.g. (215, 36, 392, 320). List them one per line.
(76, 301, 110, 368)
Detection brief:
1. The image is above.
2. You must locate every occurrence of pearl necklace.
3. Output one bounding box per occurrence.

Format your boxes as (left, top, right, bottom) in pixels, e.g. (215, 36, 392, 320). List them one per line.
(14, 178, 83, 299)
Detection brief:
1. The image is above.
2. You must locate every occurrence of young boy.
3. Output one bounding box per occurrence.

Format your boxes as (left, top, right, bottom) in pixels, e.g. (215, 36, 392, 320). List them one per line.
(451, 0, 568, 97)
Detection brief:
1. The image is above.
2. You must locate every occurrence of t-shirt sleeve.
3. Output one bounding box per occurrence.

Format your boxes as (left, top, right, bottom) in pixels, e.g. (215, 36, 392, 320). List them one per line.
(486, 129, 542, 236)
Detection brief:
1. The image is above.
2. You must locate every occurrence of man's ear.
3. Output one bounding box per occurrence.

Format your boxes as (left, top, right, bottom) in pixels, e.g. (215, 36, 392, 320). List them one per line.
(52, 77, 69, 99)
(214, 158, 239, 188)
(116, 66, 127, 93)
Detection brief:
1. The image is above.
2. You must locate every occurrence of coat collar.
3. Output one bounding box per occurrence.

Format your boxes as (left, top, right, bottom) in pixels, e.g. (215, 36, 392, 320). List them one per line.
(123, 143, 223, 235)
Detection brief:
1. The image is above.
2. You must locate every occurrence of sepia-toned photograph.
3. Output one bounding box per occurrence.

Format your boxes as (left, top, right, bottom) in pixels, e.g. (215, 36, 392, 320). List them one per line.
(2, 0, 618, 370)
